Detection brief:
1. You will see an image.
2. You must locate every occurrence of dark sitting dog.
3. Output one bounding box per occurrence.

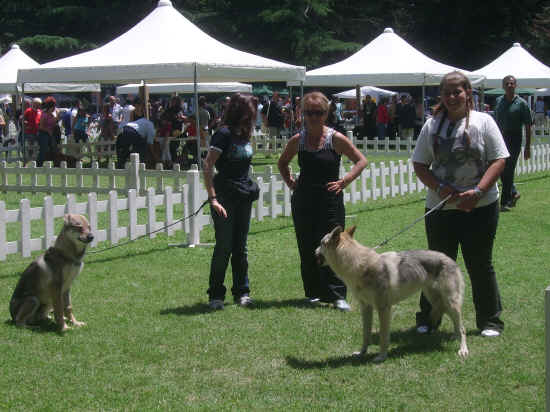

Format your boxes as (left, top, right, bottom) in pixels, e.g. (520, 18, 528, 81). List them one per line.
(9, 214, 93, 331)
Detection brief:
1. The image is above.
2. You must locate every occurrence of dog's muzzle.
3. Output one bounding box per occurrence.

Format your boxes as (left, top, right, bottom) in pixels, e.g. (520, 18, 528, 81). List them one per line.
(81, 234, 94, 243)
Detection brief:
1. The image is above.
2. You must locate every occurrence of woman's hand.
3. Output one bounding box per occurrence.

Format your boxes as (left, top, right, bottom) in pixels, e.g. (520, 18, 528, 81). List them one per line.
(286, 176, 297, 191)
(211, 198, 227, 218)
(456, 189, 480, 212)
(327, 178, 347, 194)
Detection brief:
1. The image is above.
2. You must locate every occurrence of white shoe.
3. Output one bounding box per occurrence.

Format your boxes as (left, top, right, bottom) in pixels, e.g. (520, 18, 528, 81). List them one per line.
(236, 295, 253, 307)
(208, 299, 224, 310)
(334, 299, 351, 312)
(416, 325, 429, 334)
(307, 297, 320, 304)
(481, 328, 500, 337)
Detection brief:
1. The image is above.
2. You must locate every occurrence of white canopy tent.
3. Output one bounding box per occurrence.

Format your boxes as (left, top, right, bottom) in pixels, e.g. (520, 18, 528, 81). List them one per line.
(289, 28, 482, 87)
(17, 0, 305, 169)
(0, 44, 99, 94)
(472, 43, 550, 88)
(116, 82, 252, 95)
(333, 86, 397, 101)
(17, 0, 305, 85)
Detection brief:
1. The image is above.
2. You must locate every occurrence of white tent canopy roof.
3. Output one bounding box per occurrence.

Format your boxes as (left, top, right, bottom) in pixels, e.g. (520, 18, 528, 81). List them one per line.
(290, 28, 482, 87)
(472, 43, 550, 88)
(333, 85, 397, 100)
(116, 82, 251, 95)
(18, 0, 305, 85)
(0, 44, 38, 93)
(0, 44, 100, 93)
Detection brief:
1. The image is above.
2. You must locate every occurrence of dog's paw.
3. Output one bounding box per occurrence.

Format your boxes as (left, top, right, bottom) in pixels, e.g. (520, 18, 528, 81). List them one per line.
(71, 320, 86, 328)
(458, 347, 469, 359)
(352, 350, 366, 358)
(372, 353, 387, 363)
(59, 324, 71, 332)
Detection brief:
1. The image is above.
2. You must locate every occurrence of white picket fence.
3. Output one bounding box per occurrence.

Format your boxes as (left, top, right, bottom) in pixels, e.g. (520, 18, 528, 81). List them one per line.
(1, 144, 549, 261)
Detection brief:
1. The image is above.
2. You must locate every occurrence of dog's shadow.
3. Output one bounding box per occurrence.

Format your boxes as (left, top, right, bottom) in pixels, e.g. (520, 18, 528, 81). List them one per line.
(160, 298, 328, 316)
(4, 319, 67, 335)
(286, 329, 460, 369)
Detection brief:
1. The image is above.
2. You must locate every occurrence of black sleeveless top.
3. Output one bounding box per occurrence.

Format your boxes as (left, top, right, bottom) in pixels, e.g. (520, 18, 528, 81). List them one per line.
(296, 127, 341, 191)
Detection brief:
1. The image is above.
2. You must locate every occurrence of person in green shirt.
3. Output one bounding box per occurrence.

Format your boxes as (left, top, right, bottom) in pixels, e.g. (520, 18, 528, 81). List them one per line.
(494, 75, 532, 211)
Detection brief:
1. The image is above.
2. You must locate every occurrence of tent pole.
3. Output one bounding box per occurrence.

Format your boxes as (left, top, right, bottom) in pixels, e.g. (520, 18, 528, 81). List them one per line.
(355, 84, 361, 127)
(422, 78, 426, 126)
(300, 82, 304, 128)
(21, 83, 25, 163)
(194, 63, 201, 170)
(289, 86, 293, 136)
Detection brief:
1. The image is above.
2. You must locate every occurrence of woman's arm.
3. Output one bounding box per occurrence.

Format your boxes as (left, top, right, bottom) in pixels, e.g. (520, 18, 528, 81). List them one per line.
(330, 132, 367, 194)
(456, 158, 505, 212)
(277, 134, 300, 190)
(203, 149, 226, 218)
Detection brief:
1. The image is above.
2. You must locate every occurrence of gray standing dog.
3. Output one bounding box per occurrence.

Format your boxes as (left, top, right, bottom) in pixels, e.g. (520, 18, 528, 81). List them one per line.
(10, 214, 93, 331)
(315, 225, 469, 362)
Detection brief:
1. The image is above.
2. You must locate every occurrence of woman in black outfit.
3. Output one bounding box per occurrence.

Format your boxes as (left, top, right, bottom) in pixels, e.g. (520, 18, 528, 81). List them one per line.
(278, 92, 367, 310)
(203, 93, 258, 310)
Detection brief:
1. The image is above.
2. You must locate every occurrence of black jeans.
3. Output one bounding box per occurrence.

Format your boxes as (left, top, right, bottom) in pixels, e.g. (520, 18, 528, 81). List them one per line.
(116, 128, 147, 168)
(291, 188, 346, 302)
(416, 201, 504, 332)
(500, 137, 521, 206)
(207, 193, 252, 301)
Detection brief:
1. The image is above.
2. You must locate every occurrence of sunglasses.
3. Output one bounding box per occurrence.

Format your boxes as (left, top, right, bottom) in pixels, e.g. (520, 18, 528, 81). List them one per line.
(304, 109, 326, 117)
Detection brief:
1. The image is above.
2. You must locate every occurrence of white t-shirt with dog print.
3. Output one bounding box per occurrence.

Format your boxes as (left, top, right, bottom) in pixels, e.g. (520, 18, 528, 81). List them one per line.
(413, 110, 509, 210)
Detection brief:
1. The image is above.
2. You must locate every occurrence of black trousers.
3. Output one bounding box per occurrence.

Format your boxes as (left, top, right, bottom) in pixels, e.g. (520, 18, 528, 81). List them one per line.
(416, 201, 504, 332)
(500, 136, 521, 206)
(116, 128, 147, 168)
(291, 188, 346, 302)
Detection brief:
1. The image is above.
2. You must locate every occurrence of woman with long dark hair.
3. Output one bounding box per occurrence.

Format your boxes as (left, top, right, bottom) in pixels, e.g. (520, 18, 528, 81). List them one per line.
(412, 71, 509, 337)
(203, 93, 259, 310)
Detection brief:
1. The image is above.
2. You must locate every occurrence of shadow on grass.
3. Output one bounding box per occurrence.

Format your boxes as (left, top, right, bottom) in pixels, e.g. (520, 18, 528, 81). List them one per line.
(4, 319, 66, 335)
(285, 329, 462, 369)
(159, 298, 333, 316)
(85, 245, 175, 264)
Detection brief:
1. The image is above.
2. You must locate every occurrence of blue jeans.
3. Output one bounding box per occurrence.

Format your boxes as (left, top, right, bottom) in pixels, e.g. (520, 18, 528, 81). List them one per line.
(416, 201, 504, 332)
(207, 193, 252, 301)
(377, 123, 386, 140)
(37, 131, 51, 167)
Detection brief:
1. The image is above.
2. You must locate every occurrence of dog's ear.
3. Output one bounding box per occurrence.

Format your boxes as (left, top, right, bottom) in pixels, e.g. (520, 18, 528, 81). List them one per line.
(64, 214, 73, 226)
(345, 226, 356, 238)
(64, 214, 81, 227)
(329, 225, 343, 245)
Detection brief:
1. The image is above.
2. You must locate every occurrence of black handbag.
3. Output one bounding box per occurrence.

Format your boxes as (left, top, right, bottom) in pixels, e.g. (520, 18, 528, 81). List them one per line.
(215, 175, 260, 202)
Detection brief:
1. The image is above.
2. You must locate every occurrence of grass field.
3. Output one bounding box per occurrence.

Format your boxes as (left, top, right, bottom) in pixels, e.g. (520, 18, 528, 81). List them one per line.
(1, 170, 548, 411)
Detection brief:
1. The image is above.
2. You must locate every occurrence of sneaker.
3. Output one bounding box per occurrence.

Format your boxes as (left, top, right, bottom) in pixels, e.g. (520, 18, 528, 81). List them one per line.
(416, 325, 430, 334)
(208, 299, 224, 310)
(510, 193, 521, 207)
(307, 297, 320, 304)
(236, 295, 253, 307)
(500, 204, 511, 212)
(334, 299, 351, 312)
(481, 328, 500, 337)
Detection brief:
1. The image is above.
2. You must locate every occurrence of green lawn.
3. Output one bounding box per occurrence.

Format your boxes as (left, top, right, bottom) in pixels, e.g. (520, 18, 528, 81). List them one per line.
(0, 171, 547, 411)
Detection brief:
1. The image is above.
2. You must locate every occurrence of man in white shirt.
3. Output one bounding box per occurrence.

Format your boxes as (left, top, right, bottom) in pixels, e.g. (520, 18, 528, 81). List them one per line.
(116, 100, 156, 168)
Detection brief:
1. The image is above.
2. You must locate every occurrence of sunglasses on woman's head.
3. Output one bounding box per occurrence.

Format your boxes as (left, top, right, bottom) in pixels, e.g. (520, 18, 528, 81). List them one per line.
(304, 109, 326, 117)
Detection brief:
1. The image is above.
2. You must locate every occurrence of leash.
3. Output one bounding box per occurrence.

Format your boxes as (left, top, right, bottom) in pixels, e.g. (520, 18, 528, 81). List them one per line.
(373, 193, 452, 250)
(87, 199, 209, 255)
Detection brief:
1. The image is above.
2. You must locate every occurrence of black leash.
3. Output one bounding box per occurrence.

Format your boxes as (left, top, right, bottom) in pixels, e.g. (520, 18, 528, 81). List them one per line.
(373, 194, 451, 250)
(88, 199, 209, 255)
